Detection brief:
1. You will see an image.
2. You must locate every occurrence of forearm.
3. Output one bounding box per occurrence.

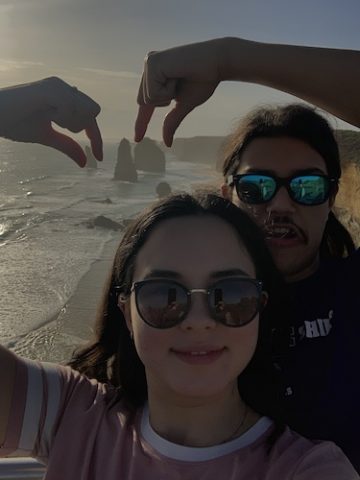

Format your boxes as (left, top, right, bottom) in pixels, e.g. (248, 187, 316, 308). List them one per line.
(221, 37, 360, 127)
(0, 81, 44, 137)
(0, 345, 17, 446)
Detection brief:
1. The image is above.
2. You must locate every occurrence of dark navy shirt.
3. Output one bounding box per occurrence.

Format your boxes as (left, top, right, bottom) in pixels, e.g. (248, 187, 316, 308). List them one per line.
(277, 249, 360, 470)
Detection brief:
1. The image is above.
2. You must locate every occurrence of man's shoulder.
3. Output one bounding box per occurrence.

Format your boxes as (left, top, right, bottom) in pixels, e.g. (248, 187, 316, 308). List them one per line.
(317, 247, 360, 279)
(329, 247, 360, 268)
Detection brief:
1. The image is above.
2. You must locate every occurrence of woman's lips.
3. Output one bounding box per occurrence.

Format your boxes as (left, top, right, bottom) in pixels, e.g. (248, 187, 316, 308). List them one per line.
(171, 347, 226, 365)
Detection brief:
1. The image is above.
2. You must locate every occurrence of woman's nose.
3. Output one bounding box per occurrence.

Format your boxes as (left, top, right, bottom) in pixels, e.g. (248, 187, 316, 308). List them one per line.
(179, 292, 217, 331)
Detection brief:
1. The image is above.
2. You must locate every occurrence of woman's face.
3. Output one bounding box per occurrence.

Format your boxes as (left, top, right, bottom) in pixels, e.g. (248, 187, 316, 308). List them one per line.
(121, 215, 261, 402)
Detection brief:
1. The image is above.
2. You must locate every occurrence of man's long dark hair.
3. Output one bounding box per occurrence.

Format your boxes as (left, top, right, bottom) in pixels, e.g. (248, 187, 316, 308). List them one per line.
(222, 104, 355, 258)
(68, 192, 288, 424)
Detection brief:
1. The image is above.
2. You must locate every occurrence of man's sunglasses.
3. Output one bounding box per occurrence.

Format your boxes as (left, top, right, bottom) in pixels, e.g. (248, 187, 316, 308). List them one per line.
(227, 173, 337, 206)
(118, 277, 267, 329)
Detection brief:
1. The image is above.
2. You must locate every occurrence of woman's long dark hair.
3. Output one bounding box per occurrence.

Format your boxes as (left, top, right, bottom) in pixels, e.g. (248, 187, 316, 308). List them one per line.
(222, 104, 355, 258)
(68, 192, 289, 422)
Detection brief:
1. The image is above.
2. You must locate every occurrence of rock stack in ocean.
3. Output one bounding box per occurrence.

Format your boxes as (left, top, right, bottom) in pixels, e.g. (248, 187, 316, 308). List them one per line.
(134, 137, 165, 173)
(85, 145, 98, 169)
(114, 138, 138, 182)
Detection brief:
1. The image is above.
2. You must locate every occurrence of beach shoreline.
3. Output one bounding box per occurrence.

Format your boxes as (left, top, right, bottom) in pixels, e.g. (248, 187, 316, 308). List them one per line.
(11, 237, 121, 363)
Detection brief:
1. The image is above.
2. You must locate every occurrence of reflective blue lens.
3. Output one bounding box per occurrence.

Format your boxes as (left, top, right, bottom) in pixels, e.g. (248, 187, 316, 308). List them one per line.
(289, 175, 329, 205)
(235, 174, 331, 205)
(236, 175, 276, 203)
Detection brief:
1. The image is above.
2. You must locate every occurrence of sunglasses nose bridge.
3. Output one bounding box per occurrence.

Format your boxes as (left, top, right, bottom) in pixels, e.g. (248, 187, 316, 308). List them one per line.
(188, 288, 210, 312)
(180, 289, 216, 330)
(189, 288, 207, 295)
(265, 180, 297, 212)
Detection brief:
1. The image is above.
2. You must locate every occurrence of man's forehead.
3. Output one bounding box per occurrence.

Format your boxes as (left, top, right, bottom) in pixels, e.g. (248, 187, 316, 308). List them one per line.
(235, 136, 328, 174)
(237, 166, 328, 177)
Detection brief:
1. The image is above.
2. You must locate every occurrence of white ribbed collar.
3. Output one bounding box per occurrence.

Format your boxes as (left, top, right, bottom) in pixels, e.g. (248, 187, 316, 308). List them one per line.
(140, 404, 273, 462)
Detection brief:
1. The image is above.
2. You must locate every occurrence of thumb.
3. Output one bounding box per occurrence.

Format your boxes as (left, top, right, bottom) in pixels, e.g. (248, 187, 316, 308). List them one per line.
(162, 102, 194, 147)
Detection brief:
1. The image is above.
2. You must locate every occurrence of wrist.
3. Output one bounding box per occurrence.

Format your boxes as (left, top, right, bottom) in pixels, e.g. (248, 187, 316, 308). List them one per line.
(219, 37, 268, 83)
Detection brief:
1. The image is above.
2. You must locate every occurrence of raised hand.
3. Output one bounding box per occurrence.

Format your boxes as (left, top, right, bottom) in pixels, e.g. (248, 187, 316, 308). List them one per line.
(135, 39, 226, 147)
(0, 77, 103, 167)
(135, 37, 360, 147)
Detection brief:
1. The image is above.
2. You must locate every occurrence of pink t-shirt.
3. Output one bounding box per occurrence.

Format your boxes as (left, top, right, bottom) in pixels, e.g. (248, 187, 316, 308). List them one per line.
(1, 358, 357, 479)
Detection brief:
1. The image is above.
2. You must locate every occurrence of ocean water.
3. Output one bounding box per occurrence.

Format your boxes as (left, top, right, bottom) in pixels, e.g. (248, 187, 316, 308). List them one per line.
(0, 140, 217, 356)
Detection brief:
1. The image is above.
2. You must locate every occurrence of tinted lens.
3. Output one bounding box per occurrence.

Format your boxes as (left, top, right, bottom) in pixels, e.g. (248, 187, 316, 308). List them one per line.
(236, 175, 276, 204)
(136, 281, 188, 328)
(209, 278, 261, 327)
(289, 175, 329, 205)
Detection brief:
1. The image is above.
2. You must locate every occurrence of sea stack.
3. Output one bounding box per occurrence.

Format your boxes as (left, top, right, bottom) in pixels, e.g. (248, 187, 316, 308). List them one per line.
(114, 138, 138, 182)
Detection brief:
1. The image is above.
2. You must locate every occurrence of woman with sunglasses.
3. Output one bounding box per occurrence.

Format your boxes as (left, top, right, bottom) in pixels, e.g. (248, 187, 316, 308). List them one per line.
(0, 192, 357, 478)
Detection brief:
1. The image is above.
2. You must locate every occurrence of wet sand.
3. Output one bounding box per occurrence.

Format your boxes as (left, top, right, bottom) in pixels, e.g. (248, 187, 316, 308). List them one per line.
(12, 238, 120, 363)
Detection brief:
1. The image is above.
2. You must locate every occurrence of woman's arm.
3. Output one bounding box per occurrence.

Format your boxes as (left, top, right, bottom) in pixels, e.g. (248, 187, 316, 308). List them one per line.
(0, 77, 103, 167)
(0, 345, 18, 446)
(135, 37, 360, 146)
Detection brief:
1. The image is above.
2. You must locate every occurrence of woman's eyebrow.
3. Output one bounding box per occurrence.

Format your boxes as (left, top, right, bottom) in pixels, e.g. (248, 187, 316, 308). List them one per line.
(210, 269, 251, 279)
(142, 269, 251, 280)
(142, 269, 180, 280)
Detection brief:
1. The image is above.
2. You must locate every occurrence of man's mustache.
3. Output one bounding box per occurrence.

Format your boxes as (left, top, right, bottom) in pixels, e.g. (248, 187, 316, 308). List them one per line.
(262, 215, 308, 243)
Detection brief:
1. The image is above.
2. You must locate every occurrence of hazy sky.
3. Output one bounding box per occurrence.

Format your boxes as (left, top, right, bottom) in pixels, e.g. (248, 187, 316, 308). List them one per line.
(1, 0, 359, 141)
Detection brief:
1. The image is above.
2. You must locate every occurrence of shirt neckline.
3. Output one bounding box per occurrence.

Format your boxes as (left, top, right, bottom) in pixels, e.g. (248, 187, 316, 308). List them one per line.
(140, 404, 273, 462)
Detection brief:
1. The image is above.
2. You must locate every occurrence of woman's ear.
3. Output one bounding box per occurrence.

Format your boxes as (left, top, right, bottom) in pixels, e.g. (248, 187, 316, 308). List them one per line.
(118, 294, 133, 336)
(261, 291, 269, 310)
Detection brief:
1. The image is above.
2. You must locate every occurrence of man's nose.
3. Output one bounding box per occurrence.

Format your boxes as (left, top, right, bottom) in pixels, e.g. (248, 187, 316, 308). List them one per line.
(265, 186, 296, 214)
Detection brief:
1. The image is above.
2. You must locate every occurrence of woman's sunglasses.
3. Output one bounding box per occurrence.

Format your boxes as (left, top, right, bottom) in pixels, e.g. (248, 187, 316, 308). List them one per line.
(227, 173, 337, 206)
(118, 277, 267, 329)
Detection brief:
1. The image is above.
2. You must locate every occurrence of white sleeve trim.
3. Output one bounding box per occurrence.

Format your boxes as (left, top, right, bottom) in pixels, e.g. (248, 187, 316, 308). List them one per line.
(18, 360, 43, 452)
(40, 362, 61, 452)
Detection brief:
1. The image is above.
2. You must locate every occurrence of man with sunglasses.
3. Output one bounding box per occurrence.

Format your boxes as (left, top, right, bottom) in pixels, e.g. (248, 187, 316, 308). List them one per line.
(135, 37, 360, 470)
(225, 168, 337, 280)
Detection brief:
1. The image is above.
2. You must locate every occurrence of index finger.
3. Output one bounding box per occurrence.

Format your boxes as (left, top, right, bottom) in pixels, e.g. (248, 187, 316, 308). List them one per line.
(85, 118, 103, 161)
(43, 128, 87, 168)
(134, 104, 155, 142)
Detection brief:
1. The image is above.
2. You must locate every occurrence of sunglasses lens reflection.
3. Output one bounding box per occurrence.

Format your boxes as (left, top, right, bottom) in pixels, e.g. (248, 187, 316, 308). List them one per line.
(236, 175, 276, 203)
(290, 175, 329, 205)
(236, 174, 330, 205)
(136, 279, 261, 328)
(210, 279, 260, 326)
(137, 281, 188, 328)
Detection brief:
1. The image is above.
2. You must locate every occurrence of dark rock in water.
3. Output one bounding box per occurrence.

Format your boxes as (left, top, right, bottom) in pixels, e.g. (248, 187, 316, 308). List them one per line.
(85, 145, 98, 169)
(156, 181, 172, 198)
(114, 138, 138, 182)
(86, 215, 124, 231)
(99, 198, 113, 204)
(134, 137, 165, 173)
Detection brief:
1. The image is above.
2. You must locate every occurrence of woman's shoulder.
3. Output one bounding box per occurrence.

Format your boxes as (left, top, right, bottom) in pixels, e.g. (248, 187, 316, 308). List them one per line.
(19, 358, 128, 419)
(268, 426, 357, 478)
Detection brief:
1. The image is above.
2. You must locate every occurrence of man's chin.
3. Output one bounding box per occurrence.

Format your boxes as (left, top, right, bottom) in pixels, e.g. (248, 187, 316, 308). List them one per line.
(269, 248, 319, 283)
